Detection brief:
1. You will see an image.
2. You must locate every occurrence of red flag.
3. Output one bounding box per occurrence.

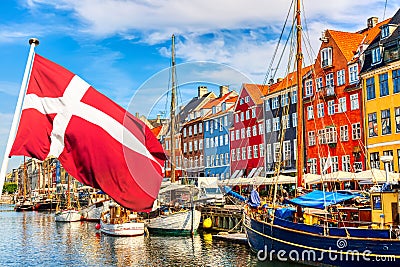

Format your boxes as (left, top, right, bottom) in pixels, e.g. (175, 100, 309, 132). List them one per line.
(10, 54, 166, 212)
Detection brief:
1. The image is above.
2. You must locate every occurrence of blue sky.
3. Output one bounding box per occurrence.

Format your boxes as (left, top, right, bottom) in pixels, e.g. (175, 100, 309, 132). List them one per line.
(0, 0, 397, 172)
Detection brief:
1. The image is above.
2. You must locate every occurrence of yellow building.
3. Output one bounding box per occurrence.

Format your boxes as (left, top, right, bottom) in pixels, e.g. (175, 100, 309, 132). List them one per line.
(360, 9, 400, 172)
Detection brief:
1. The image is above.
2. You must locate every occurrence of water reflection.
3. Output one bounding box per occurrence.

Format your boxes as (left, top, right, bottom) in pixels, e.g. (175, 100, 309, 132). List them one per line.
(0, 207, 305, 266)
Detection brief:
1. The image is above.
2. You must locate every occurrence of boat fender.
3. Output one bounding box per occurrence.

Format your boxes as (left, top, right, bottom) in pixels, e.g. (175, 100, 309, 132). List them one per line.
(203, 218, 212, 229)
(95, 223, 101, 230)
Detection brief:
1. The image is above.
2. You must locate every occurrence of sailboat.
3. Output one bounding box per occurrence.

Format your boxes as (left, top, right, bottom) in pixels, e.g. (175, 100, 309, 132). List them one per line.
(55, 173, 81, 222)
(14, 156, 34, 212)
(146, 34, 201, 236)
(243, 1, 400, 266)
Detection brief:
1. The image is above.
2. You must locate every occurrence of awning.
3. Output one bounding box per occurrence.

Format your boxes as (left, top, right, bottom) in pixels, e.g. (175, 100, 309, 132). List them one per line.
(247, 168, 257, 178)
(284, 190, 357, 209)
(230, 170, 240, 179)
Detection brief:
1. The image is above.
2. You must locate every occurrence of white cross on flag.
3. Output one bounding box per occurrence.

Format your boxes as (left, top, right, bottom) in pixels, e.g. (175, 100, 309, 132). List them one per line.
(10, 54, 166, 212)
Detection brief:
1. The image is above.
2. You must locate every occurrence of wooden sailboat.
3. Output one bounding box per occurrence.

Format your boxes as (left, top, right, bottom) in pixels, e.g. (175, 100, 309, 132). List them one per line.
(98, 201, 144, 236)
(14, 156, 34, 212)
(146, 34, 201, 236)
(243, 1, 400, 266)
(55, 173, 81, 222)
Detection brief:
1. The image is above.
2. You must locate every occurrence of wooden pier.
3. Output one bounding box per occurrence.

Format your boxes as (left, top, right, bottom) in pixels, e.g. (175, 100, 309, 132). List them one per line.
(199, 205, 243, 232)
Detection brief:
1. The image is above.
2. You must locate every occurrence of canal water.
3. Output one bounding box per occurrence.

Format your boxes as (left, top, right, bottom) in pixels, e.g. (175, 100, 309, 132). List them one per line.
(0, 204, 303, 266)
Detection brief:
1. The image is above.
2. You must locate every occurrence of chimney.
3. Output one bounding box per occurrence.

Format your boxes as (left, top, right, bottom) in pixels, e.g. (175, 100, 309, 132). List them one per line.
(135, 112, 139, 117)
(219, 85, 229, 97)
(198, 86, 208, 98)
(367, 17, 378, 29)
(268, 78, 274, 85)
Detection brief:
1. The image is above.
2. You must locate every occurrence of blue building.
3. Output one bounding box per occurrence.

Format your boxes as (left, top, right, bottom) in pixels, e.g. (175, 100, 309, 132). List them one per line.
(203, 88, 237, 180)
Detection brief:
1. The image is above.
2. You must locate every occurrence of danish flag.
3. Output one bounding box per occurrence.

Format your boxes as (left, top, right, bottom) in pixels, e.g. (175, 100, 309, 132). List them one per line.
(10, 54, 166, 212)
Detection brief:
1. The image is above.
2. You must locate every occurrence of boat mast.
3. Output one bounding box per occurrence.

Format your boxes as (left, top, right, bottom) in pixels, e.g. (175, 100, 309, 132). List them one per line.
(170, 34, 177, 183)
(23, 156, 27, 199)
(295, 0, 304, 189)
(66, 173, 71, 209)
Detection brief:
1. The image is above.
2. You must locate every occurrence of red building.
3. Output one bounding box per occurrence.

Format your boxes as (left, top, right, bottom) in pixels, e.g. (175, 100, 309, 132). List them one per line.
(303, 17, 388, 175)
(230, 84, 269, 179)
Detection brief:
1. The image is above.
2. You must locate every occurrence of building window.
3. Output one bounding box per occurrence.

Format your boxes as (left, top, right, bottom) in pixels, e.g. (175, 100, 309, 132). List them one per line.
(199, 140, 203, 150)
(184, 143, 187, 153)
(352, 122, 361, 140)
(349, 64, 358, 84)
(246, 110, 250, 120)
(379, 73, 389, 97)
(338, 97, 346, 113)
(368, 112, 378, 137)
(189, 126, 192, 136)
(281, 93, 289, 106)
(370, 152, 380, 169)
(393, 69, 400, 94)
(259, 144, 264, 158)
(273, 117, 280, 131)
(340, 125, 349, 142)
(317, 103, 324, 118)
(220, 135, 223, 146)
(225, 134, 228, 145)
(252, 125, 257, 136)
(242, 147, 246, 160)
(350, 94, 359, 110)
(194, 140, 198, 151)
(205, 138, 209, 148)
(321, 47, 332, 68)
(231, 150, 235, 162)
(396, 107, 400, 133)
(224, 115, 228, 126)
(337, 69, 345, 86)
(215, 155, 219, 166)
(307, 106, 314, 120)
(194, 124, 197, 135)
(214, 136, 219, 147)
(381, 25, 390, 38)
(266, 119, 271, 133)
(305, 79, 313, 96)
(266, 144, 272, 163)
(366, 77, 376, 100)
(240, 112, 244, 121)
(342, 155, 350, 172)
(272, 97, 279, 109)
(240, 98, 244, 105)
(245, 96, 250, 103)
(247, 146, 252, 159)
(381, 109, 391, 135)
(326, 73, 334, 91)
(251, 108, 256, 118)
(183, 128, 187, 137)
(259, 123, 264, 135)
(318, 129, 326, 144)
(273, 143, 281, 162)
(325, 127, 337, 144)
(282, 114, 290, 129)
(253, 145, 258, 158)
(327, 100, 335, 115)
(236, 130, 240, 140)
(205, 121, 209, 132)
(332, 156, 339, 172)
(265, 99, 270, 111)
(372, 47, 382, 64)
(241, 128, 245, 139)
(316, 77, 323, 91)
(225, 153, 229, 165)
(283, 141, 291, 167)
(235, 113, 239, 123)
(309, 158, 317, 174)
(308, 131, 316, 146)
(210, 121, 213, 134)
(219, 118, 223, 131)
(291, 90, 297, 104)
(210, 156, 214, 167)
(383, 150, 394, 172)
(292, 112, 297, 127)
(189, 141, 192, 152)
(236, 148, 240, 161)
(199, 123, 203, 133)
(246, 127, 251, 137)
(210, 138, 214, 148)
(231, 131, 235, 141)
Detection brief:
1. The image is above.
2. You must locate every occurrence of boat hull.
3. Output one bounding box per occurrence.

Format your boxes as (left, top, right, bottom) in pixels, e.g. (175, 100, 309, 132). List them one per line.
(81, 200, 110, 222)
(147, 209, 201, 236)
(244, 214, 400, 267)
(100, 220, 144, 236)
(55, 210, 82, 222)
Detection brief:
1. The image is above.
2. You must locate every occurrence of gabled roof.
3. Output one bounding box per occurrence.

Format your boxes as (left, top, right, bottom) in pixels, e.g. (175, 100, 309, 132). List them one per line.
(202, 91, 238, 109)
(328, 30, 364, 62)
(151, 125, 163, 138)
(242, 84, 269, 105)
(177, 91, 216, 124)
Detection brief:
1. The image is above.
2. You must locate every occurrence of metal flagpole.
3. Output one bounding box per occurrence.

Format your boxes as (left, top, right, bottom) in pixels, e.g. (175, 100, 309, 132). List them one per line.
(0, 38, 39, 197)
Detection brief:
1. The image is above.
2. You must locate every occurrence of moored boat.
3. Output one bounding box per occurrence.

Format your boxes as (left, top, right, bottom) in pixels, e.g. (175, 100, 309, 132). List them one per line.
(99, 202, 144, 237)
(55, 208, 82, 222)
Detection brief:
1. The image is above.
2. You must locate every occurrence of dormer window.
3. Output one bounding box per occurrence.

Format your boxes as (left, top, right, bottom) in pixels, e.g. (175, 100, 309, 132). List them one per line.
(212, 106, 216, 114)
(372, 47, 382, 65)
(321, 47, 332, 68)
(221, 102, 226, 111)
(381, 25, 390, 39)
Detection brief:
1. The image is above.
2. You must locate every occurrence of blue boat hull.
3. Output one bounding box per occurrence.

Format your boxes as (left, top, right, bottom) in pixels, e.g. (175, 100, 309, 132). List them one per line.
(244, 214, 400, 267)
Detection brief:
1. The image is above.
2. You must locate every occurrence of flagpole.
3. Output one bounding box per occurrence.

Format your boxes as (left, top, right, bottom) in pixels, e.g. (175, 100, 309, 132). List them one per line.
(0, 38, 39, 197)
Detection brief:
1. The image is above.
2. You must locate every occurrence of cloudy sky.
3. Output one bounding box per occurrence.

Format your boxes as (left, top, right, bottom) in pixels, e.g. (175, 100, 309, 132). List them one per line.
(0, 0, 397, 171)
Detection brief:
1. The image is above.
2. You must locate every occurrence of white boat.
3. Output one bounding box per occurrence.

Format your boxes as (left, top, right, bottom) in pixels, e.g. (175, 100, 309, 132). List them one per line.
(99, 202, 144, 236)
(146, 208, 201, 236)
(55, 209, 82, 222)
(81, 199, 110, 222)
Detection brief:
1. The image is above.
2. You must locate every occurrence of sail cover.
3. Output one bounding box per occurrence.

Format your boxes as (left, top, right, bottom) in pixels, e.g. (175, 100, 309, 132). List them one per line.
(284, 190, 357, 209)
